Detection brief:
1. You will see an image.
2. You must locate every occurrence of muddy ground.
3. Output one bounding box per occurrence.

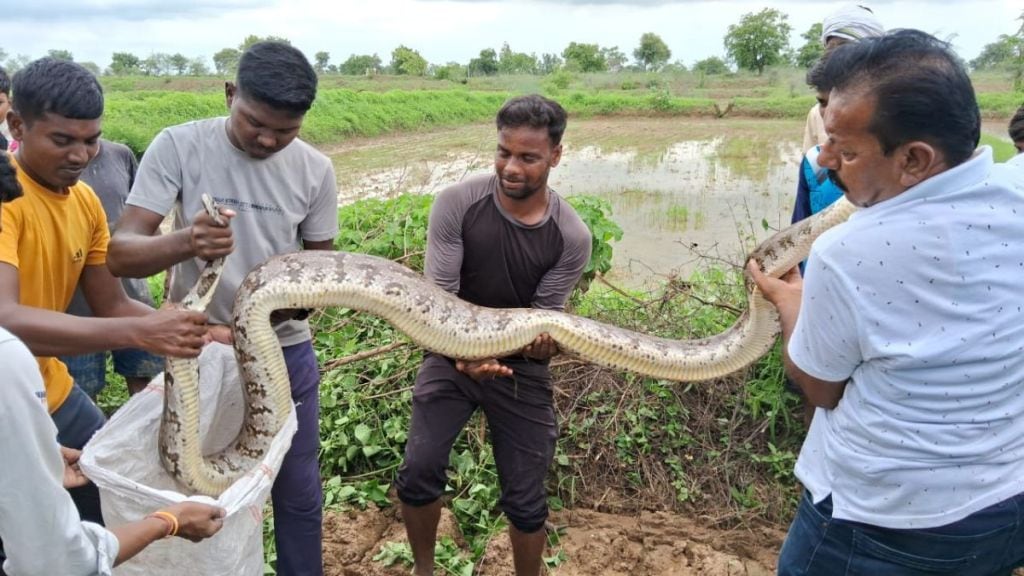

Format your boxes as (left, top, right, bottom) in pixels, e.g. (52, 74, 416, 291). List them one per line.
(322, 504, 784, 576)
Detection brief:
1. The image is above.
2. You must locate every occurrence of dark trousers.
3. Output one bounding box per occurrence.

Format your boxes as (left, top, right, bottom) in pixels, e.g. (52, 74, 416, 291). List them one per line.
(51, 383, 107, 525)
(271, 341, 324, 576)
(778, 490, 1024, 575)
(395, 354, 557, 533)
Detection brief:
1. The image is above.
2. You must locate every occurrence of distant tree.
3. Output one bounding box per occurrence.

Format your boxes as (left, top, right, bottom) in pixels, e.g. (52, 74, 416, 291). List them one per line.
(187, 58, 210, 76)
(795, 22, 825, 68)
(79, 61, 101, 76)
(498, 43, 538, 75)
(693, 56, 730, 75)
(601, 46, 628, 72)
(390, 45, 428, 76)
(314, 51, 330, 74)
(468, 48, 499, 76)
(109, 51, 142, 75)
(723, 8, 792, 75)
(0, 48, 7, 63)
(661, 60, 688, 73)
(141, 53, 172, 76)
(339, 53, 382, 75)
(433, 61, 467, 81)
(633, 32, 671, 71)
(562, 42, 606, 72)
(4, 54, 30, 74)
(239, 35, 290, 52)
(539, 53, 563, 75)
(47, 49, 74, 61)
(212, 48, 241, 76)
(169, 53, 189, 75)
(971, 34, 1023, 70)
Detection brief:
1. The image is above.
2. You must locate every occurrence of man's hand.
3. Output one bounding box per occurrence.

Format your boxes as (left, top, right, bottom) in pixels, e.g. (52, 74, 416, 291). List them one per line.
(455, 358, 514, 382)
(60, 446, 89, 489)
(135, 307, 209, 358)
(205, 324, 234, 346)
(189, 205, 235, 262)
(746, 260, 802, 322)
(522, 333, 559, 360)
(163, 501, 227, 542)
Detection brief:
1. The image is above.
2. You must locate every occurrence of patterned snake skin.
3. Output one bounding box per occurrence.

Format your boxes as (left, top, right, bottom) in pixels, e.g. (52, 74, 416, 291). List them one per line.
(159, 195, 859, 496)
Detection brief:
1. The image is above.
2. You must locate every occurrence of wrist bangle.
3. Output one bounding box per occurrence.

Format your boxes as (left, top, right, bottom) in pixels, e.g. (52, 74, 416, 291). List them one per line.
(147, 510, 179, 538)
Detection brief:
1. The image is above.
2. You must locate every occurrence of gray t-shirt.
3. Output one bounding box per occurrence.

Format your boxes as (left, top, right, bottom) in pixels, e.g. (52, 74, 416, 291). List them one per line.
(425, 173, 592, 312)
(66, 139, 154, 317)
(424, 173, 591, 379)
(127, 117, 339, 346)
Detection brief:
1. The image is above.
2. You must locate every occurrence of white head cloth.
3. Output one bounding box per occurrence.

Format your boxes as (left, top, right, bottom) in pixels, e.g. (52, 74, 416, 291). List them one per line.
(821, 4, 885, 46)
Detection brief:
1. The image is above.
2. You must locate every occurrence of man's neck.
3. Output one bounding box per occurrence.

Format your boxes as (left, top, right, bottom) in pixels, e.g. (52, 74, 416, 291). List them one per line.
(498, 185, 549, 226)
(13, 152, 66, 195)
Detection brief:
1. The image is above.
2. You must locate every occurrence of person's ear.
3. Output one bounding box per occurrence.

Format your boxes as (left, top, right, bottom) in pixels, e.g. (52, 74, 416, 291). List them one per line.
(7, 110, 24, 141)
(550, 143, 562, 168)
(898, 141, 940, 188)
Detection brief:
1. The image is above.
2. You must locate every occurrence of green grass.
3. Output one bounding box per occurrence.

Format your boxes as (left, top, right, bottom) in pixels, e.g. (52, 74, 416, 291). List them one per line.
(100, 68, 1024, 155)
(981, 133, 1017, 162)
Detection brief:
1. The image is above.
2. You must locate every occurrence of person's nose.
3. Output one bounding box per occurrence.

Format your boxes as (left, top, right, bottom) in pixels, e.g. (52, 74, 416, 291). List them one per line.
(67, 142, 90, 166)
(502, 157, 523, 176)
(256, 131, 276, 150)
(817, 140, 839, 171)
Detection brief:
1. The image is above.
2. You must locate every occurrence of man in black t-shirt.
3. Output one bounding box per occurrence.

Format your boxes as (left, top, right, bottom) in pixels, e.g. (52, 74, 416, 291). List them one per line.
(395, 95, 591, 576)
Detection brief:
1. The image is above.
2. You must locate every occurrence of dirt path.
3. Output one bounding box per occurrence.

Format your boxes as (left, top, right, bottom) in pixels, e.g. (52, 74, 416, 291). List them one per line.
(322, 505, 784, 575)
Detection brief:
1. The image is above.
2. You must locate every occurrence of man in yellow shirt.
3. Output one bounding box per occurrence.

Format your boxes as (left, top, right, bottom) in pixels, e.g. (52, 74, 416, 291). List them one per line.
(0, 58, 209, 527)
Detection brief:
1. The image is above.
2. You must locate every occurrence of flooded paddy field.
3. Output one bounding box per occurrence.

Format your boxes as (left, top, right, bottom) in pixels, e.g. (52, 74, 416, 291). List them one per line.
(326, 117, 804, 287)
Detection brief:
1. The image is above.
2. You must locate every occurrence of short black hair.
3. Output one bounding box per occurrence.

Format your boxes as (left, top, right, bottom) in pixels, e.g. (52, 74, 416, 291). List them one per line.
(827, 29, 979, 167)
(496, 94, 568, 146)
(11, 58, 103, 125)
(1009, 105, 1024, 143)
(0, 153, 22, 203)
(236, 42, 317, 114)
(806, 52, 842, 93)
(0, 66, 10, 96)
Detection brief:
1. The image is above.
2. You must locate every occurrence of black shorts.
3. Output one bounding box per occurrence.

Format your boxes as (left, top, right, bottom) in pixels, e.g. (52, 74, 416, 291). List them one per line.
(395, 353, 557, 533)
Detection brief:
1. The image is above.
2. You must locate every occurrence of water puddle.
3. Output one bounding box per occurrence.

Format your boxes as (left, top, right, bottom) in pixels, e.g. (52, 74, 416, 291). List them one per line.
(329, 117, 803, 287)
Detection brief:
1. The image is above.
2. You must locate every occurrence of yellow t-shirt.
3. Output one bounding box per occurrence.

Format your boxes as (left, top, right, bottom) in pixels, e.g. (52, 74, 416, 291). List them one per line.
(0, 156, 109, 412)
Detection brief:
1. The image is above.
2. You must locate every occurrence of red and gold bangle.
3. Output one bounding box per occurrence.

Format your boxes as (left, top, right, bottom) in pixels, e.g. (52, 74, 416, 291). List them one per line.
(147, 510, 179, 538)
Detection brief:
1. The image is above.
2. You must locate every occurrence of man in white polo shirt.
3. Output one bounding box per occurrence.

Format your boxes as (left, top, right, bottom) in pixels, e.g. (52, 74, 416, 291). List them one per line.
(752, 30, 1024, 574)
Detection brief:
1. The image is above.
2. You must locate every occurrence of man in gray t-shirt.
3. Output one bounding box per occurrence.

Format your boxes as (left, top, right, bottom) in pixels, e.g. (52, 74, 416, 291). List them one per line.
(107, 43, 337, 576)
(60, 139, 163, 397)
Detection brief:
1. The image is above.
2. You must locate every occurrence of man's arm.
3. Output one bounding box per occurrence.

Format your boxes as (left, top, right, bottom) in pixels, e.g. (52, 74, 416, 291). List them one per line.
(78, 263, 152, 318)
(792, 158, 813, 225)
(0, 336, 122, 576)
(107, 205, 232, 279)
(423, 188, 465, 293)
(0, 262, 207, 358)
(747, 261, 848, 409)
(107, 129, 234, 278)
(302, 239, 335, 251)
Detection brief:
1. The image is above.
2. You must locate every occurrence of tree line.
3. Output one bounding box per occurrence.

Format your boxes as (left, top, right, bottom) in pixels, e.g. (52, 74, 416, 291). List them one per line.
(2, 8, 1021, 80)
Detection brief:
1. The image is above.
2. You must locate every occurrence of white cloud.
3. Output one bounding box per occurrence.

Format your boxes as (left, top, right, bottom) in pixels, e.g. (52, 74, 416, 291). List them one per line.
(8, 0, 273, 22)
(4, 0, 1022, 69)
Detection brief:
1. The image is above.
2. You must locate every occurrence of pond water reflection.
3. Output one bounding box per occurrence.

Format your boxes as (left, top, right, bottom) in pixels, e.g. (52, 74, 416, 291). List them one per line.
(331, 118, 803, 287)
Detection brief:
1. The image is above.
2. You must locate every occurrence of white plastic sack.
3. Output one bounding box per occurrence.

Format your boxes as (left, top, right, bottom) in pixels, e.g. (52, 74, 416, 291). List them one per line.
(80, 343, 297, 576)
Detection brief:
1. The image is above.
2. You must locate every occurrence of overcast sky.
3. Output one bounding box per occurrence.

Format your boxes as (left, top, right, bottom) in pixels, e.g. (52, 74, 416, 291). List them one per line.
(4, 0, 1023, 70)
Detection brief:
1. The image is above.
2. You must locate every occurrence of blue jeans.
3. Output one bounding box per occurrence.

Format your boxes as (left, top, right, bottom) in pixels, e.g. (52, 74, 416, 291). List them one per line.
(60, 349, 164, 398)
(778, 490, 1024, 575)
(271, 341, 323, 576)
(51, 384, 107, 526)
